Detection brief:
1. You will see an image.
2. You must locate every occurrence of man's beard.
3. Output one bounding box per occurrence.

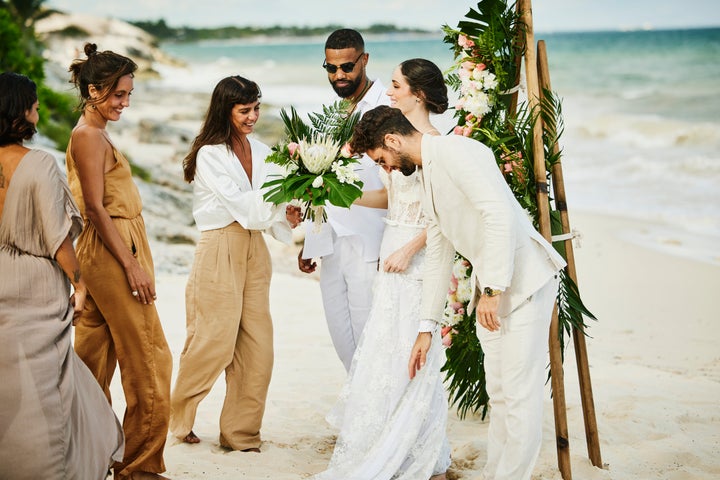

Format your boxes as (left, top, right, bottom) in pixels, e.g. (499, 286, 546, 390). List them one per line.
(331, 76, 363, 98)
(397, 152, 417, 177)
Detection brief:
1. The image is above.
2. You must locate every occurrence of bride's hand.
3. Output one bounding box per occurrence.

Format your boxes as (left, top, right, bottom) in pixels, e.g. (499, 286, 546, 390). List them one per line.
(383, 247, 411, 273)
(408, 332, 432, 380)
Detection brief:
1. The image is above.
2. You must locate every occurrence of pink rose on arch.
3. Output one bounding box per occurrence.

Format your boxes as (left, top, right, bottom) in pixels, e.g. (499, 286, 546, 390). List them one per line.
(461, 60, 475, 71)
(441, 326, 456, 348)
(458, 34, 475, 49)
(475, 63, 487, 71)
(287, 142, 299, 158)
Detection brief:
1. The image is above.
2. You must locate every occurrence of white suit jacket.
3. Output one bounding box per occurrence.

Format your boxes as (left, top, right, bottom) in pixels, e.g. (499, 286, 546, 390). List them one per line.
(302, 80, 390, 261)
(419, 134, 567, 321)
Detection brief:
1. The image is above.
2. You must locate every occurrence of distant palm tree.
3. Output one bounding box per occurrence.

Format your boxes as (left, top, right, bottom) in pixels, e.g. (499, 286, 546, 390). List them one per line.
(1, 0, 57, 28)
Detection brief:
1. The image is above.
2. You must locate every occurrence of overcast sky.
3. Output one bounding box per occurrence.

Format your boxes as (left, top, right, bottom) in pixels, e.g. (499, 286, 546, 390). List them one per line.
(46, 0, 720, 32)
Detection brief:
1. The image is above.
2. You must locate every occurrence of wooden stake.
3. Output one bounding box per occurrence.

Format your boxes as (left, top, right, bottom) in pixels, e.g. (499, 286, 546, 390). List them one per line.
(537, 39, 604, 469)
(518, 0, 572, 478)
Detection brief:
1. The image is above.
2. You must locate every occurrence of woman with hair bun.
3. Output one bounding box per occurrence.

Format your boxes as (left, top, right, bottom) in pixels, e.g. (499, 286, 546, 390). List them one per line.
(66, 43, 173, 480)
(314, 58, 451, 480)
(0, 71, 124, 480)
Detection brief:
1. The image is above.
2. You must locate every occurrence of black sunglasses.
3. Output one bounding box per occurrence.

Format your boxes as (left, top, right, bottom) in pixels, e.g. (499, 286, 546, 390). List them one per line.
(322, 52, 364, 74)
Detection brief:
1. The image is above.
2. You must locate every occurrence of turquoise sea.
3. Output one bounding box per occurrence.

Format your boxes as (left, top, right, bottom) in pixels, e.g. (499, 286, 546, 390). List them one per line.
(154, 28, 720, 264)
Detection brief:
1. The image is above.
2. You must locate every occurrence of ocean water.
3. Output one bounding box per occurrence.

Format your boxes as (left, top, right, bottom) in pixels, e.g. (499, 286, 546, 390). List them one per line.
(154, 28, 720, 265)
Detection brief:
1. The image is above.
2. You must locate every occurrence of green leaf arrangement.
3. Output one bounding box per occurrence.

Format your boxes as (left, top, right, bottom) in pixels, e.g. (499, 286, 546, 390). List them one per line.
(262, 100, 365, 223)
(441, 0, 596, 419)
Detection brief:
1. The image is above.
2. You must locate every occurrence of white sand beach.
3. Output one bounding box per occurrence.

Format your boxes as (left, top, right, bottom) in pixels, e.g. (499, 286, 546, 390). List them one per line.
(98, 211, 720, 480)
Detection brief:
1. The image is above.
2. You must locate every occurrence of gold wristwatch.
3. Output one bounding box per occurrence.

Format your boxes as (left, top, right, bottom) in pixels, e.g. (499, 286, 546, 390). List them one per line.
(483, 287, 503, 297)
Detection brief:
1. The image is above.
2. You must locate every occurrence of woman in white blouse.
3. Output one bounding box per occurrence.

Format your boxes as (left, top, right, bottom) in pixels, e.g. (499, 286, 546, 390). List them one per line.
(169, 75, 301, 451)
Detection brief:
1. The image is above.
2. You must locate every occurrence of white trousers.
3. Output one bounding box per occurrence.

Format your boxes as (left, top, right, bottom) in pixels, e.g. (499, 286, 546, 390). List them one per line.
(476, 276, 560, 480)
(319, 235, 377, 371)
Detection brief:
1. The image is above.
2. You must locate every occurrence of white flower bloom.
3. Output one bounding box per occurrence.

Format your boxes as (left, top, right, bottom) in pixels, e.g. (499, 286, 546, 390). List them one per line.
(299, 135, 342, 174)
(464, 91, 492, 117)
(312, 175, 324, 188)
(456, 277, 473, 303)
(283, 162, 299, 175)
(332, 162, 360, 184)
(452, 259, 470, 279)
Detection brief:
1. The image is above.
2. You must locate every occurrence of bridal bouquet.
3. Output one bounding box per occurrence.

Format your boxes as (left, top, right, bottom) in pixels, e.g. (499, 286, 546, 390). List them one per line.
(262, 100, 364, 225)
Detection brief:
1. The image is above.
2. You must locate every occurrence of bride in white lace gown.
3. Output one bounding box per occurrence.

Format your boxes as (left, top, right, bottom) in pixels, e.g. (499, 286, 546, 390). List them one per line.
(313, 59, 451, 480)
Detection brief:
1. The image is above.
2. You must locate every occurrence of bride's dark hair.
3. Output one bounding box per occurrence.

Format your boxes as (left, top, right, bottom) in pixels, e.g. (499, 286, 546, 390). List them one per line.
(399, 58, 448, 115)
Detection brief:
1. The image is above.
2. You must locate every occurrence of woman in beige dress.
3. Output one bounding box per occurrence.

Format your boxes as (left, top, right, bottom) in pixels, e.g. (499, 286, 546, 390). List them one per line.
(0, 71, 124, 480)
(66, 44, 173, 480)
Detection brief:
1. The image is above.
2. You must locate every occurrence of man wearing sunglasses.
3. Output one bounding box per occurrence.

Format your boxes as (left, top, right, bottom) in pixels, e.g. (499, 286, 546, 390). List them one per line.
(298, 28, 389, 372)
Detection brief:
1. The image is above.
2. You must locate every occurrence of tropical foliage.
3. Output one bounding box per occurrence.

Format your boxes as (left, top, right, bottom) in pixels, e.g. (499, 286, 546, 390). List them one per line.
(441, 0, 596, 418)
(1, 0, 77, 150)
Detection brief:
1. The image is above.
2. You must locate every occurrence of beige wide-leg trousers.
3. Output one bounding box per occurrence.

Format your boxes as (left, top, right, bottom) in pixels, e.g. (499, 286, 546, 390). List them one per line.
(170, 222, 274, 450)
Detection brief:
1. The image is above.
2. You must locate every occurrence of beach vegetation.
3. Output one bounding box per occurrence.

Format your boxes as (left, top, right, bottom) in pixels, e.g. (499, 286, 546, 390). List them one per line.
(0, 1, 78, 151)
(130, 19, 432, 42)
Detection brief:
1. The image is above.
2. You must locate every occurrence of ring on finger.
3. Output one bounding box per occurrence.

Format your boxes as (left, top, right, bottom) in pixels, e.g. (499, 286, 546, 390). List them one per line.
(132, 291, 139, 296)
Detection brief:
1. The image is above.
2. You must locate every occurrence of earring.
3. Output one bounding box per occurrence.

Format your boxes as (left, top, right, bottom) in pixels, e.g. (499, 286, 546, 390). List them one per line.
(415, 98, 421, 103)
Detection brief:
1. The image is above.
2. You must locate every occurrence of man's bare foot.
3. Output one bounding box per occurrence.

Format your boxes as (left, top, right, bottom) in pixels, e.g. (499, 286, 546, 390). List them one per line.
(182, 431, 200, 444)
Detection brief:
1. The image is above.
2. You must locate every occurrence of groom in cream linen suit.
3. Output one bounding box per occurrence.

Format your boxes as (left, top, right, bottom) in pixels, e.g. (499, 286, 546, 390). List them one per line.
(350, 106, 567, 480)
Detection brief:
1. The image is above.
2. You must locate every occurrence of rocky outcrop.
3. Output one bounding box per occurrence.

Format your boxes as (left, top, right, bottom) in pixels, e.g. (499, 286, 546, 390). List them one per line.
(35, 11, 184, 87)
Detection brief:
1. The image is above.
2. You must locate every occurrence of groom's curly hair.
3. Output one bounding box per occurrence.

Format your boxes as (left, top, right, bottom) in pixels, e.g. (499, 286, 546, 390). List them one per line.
(350, 105, 417, 154)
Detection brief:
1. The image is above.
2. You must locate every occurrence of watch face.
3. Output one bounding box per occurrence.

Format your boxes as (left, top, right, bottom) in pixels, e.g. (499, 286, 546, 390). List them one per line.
(484, 287, 492, 296)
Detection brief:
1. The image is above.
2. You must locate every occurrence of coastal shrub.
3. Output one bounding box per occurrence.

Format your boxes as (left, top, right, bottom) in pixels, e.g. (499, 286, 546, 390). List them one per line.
(56, 25, 90, 37)
(0, 6, 78, 150)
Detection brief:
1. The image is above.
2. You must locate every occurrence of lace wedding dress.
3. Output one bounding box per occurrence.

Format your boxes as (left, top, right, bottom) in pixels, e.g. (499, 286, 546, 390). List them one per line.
(314, 169, 451, 479)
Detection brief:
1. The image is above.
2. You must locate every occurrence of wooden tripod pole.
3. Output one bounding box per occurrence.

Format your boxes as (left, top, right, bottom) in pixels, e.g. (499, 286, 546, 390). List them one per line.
(518, 0, 572, 478)
(537, 40, 603, 468)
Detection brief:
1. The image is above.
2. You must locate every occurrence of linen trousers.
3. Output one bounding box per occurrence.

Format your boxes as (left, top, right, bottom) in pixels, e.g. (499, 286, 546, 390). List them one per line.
(319, 235, 377, 372)
(73, 219, 172, 478)
(170, 222, 273, 450)
(475, 276, 560, 480)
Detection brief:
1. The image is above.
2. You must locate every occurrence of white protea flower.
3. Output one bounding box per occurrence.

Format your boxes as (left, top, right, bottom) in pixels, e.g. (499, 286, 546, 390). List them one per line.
(331, 162, 360, 184)
(298, 135, 342, 174)
(312, 175, 324, 188)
